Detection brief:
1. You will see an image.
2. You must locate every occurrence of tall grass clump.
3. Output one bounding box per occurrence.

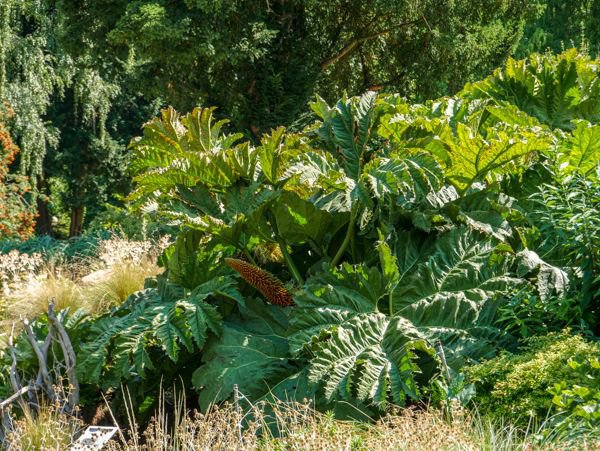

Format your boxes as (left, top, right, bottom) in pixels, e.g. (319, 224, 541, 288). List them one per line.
(100, 390, 598, 451)
(84, 261, 161, 314)
(3, 402, 82, 450)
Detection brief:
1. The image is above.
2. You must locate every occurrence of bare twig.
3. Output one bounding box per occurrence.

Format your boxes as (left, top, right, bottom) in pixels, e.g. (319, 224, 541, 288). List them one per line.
(0, 385, 34, 410)
(234, 383, 243, 443)
(47, 300, 80, 409)
(38, 325, 53, 390)
(22, 318, 55, 403)
(101, 392, 128, 447)
(8, 323, 22, 395)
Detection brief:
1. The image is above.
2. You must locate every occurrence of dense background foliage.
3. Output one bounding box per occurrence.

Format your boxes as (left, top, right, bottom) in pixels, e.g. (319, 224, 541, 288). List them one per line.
(5, 0, 599, 238)
(0, 104, 35, 239)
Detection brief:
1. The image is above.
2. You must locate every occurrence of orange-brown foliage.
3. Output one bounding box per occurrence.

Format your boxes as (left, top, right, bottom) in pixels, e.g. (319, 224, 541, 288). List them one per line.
(0, 104, 36, 240)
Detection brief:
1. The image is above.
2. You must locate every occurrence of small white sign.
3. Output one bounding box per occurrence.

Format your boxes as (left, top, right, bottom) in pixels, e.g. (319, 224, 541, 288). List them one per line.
(70, 426, 119, 450)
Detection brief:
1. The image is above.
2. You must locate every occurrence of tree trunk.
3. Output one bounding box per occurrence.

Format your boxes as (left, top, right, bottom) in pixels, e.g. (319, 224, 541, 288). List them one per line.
(68, 205, 84, 237)
(35, 175, 52, 236)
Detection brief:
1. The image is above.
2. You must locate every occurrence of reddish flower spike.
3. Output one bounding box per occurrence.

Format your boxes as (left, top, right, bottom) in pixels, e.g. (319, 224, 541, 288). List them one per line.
(225, 258, 294, 307)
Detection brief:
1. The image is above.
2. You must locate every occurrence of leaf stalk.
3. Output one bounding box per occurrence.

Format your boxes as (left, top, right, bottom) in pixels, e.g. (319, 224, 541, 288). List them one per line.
(267, 211, 304, 285)
(331, 206, 357, 267)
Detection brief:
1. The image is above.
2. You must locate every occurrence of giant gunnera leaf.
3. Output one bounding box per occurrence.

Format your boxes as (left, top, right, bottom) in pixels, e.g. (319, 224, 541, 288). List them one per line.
(391, 227, 521, 366)
(289, 263, 434, 408)
(192, 298, 294, 410)
(286, 227, 521, 409)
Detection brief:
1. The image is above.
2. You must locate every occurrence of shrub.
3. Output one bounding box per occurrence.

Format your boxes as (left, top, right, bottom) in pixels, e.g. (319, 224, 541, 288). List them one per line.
(466, 331, 600, 427)
(549, 355, 600, 435)
(87, 203, 175, 240)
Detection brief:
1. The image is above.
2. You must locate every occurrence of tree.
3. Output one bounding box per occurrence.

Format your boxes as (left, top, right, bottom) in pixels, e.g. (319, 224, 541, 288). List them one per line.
(1, 0, 543, 237)
(56, 0, 542, 136)
(0, 1, 147, 236)
(518, 0, 600, 57)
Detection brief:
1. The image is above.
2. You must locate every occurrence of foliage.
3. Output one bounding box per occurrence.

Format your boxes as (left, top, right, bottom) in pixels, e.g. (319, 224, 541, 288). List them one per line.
(463, 50, 600, 334)
(0, 105, 35, 239)
(2, 51, 599, 430)
(76, 235, 241, 390)
(55, 0, 540, 135)
(0, 0, 159, 236)
(86, 203, 175, 241)
(517, 0, 600, 58)
(464, 49, 600, 130)
(549, 354, 600, 434)
(466, 331, 600, 428)
(524, 174, 600, 330)
(120, 74, 568, 414)
(0, 232, 106, 266)
(497, 289, 588, 339)
(0, 0, 65, 178)
(3, 0, 596, 239)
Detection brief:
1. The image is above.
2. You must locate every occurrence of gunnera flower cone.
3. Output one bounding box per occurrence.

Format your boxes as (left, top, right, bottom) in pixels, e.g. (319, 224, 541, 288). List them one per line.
(224, 258, 294, 307)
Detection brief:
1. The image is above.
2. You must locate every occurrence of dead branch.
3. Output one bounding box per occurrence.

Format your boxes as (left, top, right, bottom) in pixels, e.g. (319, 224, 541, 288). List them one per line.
(47, 300, 80, 409)
(36, 321, 53, 389)
(7, 323, 22, 396)
(320, 19, 420, 70)
(0, 385, 34, 411)
(22, 318, 55, 403)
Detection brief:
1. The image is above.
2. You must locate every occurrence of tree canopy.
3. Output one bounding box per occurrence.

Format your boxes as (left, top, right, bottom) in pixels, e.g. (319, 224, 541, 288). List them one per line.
(518, 0, 600, 57)
(56, 0, 541, 134)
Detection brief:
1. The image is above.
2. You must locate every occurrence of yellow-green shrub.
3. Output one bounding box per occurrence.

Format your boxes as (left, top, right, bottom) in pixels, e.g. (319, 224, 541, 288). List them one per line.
(466, 331, 600, 426)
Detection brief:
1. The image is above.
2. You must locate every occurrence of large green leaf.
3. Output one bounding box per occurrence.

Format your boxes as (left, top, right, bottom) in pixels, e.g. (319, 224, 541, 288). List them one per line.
(128, 106, 244, 211)
(288, 263, 387, 352)
(516, 249, 569, 300)
(77, 274, 235, 388)
(166, 231, 238, 290)
(286, 226, 525, 407)
(445, 189, 515, 241)
(271, 192, 346, 244)
(363, 152, 444, 209)
(379, 97, 553, 193)
(561, 121, 600, 179)
(392, 227, 521, 365)
(464, 50, 600, 130)
(289, 264, 433, 408)
(307, 313, 431, 407)
(444, 122, 548, 192)
(192, 298, 292, 410)
(257, 127, 304, 185)
(311, 92, 379, 180)
(77, 310, 139, 385)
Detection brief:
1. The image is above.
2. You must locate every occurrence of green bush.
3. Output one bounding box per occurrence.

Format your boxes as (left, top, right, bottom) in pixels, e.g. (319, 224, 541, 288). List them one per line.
(466, 331, 600, 427)
(86, 203, 175, 241)
(549, 355, 600, 435)
(3, 51, 599, 431)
